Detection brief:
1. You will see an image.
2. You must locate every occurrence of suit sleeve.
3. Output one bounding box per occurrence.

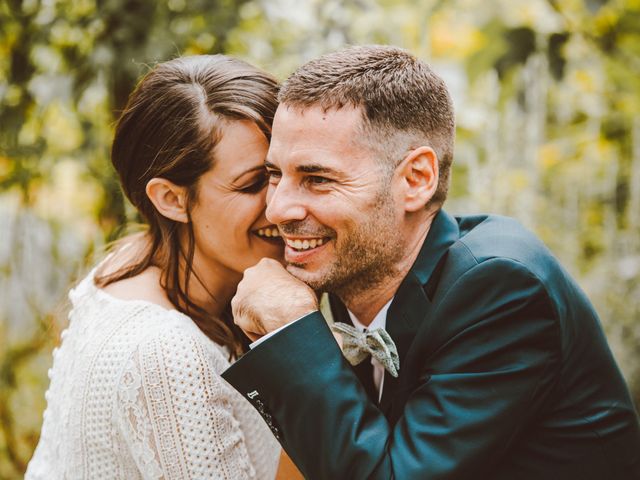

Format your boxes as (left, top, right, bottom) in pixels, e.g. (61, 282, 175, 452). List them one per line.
(222, 258, 562, 479)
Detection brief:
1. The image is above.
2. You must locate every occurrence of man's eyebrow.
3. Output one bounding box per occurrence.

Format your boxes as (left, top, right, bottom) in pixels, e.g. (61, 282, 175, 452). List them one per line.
(264, 160, 343, 176)
(296, 164, 341, 175)
(232, 165, 266, 182)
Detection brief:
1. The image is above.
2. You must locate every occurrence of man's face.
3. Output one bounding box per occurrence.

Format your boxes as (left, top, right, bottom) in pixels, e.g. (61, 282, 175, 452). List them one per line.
(265, 105, 405, 296)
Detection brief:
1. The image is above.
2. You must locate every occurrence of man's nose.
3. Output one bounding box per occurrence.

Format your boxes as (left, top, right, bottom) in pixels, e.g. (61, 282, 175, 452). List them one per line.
(266, 179, 307, 225)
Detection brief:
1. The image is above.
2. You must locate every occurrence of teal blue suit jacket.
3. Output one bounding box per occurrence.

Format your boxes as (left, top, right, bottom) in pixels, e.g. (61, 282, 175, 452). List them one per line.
(223, 211, 640, 479)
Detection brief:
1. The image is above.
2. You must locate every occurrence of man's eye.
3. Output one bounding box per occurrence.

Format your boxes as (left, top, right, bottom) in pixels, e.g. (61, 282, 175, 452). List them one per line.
(307, 175, 331, 185)
(267, 170, 281, 183)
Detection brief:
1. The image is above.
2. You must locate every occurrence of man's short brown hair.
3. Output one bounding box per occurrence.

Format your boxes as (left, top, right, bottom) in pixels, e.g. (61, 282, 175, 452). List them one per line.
(279, 44, 455, 207)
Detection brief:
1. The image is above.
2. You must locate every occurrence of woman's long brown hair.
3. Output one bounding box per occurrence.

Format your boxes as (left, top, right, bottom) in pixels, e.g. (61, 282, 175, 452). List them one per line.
(94, 55, 279, 358)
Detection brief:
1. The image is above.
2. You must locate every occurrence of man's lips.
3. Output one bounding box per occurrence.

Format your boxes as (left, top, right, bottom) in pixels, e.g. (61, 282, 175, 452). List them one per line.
(283, 236, 330, 251)
(283, 235, 332, 262)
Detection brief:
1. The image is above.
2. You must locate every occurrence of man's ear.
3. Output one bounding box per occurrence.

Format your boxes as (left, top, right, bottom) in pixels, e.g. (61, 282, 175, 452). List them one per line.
(145, 178, 189, 223)
(399, 146, 439, 212)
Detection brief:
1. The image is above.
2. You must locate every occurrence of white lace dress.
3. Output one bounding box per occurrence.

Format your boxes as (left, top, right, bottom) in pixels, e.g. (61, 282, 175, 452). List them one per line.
(25, 270, 280, 480)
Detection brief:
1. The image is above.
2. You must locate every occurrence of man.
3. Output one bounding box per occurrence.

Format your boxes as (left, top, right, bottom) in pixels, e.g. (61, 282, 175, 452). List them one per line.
(222, 45, 640, 479)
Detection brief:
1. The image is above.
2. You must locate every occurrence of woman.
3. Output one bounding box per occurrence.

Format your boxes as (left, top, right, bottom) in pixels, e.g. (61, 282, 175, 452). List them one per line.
(26, 55, 287, 479)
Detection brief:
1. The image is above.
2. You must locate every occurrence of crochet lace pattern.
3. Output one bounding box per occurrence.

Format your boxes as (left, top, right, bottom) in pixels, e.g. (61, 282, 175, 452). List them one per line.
(26, 269, 279, 479)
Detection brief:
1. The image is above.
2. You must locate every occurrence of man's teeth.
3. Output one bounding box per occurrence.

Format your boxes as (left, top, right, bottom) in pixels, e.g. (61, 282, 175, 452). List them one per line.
(285, 238, 325, 250)
(257, 227, 280, 238)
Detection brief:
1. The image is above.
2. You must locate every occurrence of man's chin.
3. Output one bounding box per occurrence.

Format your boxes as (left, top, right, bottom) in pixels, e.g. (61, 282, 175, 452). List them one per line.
(285, 263, 328, 291)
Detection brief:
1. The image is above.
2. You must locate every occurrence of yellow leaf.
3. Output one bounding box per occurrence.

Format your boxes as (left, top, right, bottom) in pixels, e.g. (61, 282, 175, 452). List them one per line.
(510, 170, 530, 191)
(430, 12, 486, 60)
(42, 102, 84, 153)
(0, 155, 11, 178)
(34, 159, 101, 228)
(538, 143, 561, 169)
(572, 69, 596, 93)
(594, 8, 618, 36)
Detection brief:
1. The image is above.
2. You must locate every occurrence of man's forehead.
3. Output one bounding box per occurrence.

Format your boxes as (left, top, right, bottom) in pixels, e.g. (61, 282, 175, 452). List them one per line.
(273, 103, 362, 129)
(267, 104, 373, 172)
(271, 104, 362, 152)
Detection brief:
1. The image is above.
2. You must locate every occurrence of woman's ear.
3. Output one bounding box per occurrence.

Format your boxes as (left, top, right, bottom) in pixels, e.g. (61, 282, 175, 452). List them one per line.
(399, 146, 439, 212)
(145, 178, 189, 223)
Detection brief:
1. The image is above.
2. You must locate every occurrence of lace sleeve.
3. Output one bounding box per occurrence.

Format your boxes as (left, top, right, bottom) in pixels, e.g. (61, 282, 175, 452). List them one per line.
(114, 326, 258, 480)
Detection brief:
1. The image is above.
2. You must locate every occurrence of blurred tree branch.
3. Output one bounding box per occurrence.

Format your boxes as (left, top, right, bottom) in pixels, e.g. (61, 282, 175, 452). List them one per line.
(546, 0, 640, 74)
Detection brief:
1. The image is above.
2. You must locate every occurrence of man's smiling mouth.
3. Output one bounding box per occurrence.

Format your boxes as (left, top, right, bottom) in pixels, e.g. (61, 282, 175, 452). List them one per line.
(284, 237, 330, 251)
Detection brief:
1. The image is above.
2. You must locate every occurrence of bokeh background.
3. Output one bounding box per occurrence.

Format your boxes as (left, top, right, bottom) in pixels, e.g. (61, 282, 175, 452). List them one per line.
(1, 0, 639, 477)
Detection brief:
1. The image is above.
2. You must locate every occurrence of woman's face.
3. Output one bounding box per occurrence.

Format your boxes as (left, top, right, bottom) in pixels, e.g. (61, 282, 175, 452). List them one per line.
(189, 119, 283, 281)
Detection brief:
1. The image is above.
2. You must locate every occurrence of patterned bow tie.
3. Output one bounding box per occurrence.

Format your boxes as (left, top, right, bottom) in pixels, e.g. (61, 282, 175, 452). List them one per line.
(331, 322, 400, 377)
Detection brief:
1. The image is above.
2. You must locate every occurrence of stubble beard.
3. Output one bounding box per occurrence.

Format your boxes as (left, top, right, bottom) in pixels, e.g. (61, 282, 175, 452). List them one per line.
(286, 187, 405, 302)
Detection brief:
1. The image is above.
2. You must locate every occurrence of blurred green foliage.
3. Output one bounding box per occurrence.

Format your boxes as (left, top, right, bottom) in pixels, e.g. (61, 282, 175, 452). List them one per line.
(1, 0, 639, 477)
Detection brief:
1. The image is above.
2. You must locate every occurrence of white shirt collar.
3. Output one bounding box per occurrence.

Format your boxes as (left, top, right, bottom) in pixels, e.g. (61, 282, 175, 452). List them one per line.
(347, 298, 393, 332)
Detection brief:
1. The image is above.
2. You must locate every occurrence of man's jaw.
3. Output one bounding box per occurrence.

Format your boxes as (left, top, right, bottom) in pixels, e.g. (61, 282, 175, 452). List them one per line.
(284, 260, 330, 293)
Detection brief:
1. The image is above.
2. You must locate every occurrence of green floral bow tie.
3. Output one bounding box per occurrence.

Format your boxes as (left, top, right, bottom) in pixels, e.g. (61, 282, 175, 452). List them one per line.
(331, 322, 400, 377)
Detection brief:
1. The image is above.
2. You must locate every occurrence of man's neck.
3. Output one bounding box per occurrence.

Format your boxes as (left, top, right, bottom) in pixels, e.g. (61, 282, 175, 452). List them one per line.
(342, 281, 399, 327)
(341, 214, 435, 326)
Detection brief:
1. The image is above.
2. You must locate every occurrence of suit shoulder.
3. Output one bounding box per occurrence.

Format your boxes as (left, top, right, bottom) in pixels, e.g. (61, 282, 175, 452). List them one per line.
(455, 214, 559, 277)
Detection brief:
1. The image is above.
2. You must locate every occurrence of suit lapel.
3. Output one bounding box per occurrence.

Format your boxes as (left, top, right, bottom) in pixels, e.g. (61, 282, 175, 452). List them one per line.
(328, 292, 350, 325)
(326, 211, 461, 418)
(379, 211, 461, 417)
(378, 271, 431, 415)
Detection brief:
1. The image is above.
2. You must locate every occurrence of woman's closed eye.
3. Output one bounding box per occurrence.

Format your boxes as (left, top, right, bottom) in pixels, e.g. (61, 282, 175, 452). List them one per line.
(238, 174, 268, 194)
